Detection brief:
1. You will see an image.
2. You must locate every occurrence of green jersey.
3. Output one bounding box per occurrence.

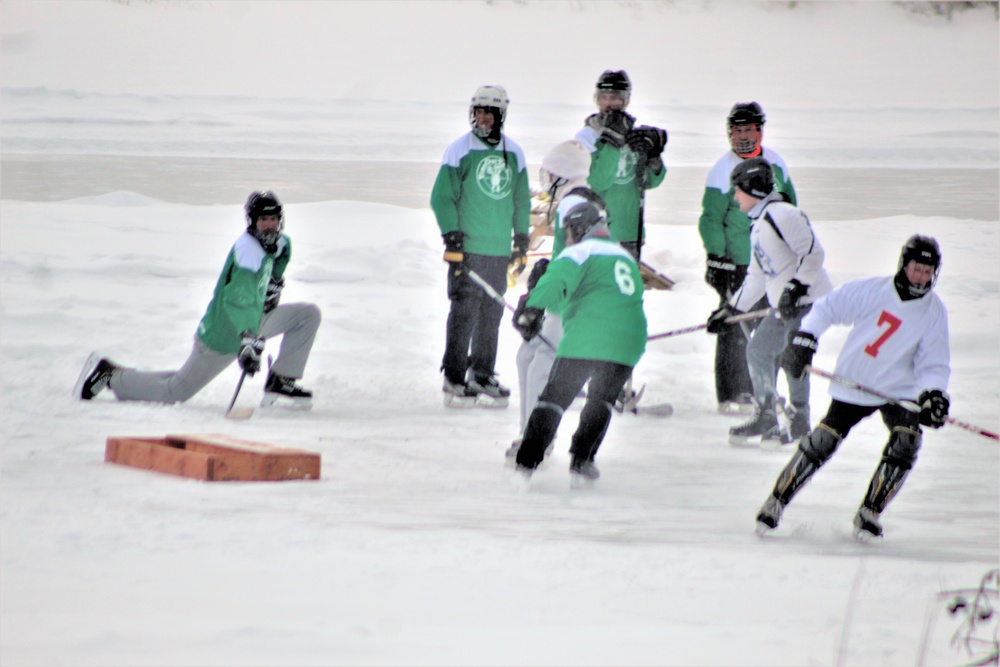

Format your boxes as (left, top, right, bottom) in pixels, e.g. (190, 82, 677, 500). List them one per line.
(697, 147, 795, 265)
(430, 132, 532, 256)
(575, 123, 667, 245)
(196, 233, 290, 354)
(527, 234, 647, 367)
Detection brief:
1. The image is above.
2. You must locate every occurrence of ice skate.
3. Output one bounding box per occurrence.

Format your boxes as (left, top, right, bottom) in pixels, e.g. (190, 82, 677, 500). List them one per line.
(443, 377, 479, 408)
(73, 352, 118, 400)
(466, 371, 510, 408)
(853, 506, 883, 542)
(718, 393, 755, 416)
(729, 408, 781, 447)
(755, 495, 784, 536)
(569, 458, 600, 488)
(261, 373, 313, 409)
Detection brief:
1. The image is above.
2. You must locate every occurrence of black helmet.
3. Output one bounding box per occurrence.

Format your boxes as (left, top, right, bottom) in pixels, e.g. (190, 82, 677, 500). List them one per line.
(594, 70, 631, 107)
(244, 190, 284, 252)
(894, 235, 942, 299)
(563, 200, 607, 242)
(730, 157, 774, 199)
(727, 102, 766, 130)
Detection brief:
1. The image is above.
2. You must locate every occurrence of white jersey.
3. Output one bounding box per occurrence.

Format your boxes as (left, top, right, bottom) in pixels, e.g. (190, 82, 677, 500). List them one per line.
(800, 276, 950, 406)
(732, 193, 833, 312)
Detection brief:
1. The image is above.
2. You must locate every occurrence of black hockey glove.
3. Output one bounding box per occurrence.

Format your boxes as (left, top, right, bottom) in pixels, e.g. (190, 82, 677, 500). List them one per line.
(509, 232, 530, 275)
(442, 230, 465, 263)
(263, 276, 284, 314)
(525, 258, 549, 291)
(777, 278, 809, 320)
(512, 294, 545, 342)
(781, 330, 818, 380)
(706, 305, 738, 335)
(238, 331, 265, 376)
(598, 110, 635, 149)
(626, 126, 668, 160)
(917, 389, 950, 429)
(705, 254, 736, 298)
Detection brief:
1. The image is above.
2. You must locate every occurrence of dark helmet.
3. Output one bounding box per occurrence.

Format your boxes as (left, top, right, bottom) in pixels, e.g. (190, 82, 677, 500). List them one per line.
(730, 156, 774, 199)
(244, 190, 284, 252)
(563, 200, 608, 242)
(594, 70, 631, 107)
(894, 235, 942, 299)
(727, 102, 766, 130)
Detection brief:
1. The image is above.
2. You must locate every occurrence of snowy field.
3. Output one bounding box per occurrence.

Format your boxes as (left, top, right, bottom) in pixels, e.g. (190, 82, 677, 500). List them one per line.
(1, 1, 998, 666)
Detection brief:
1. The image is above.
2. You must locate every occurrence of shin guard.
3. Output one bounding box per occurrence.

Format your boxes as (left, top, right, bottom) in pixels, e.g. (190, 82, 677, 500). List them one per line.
(773, 423, 842, 504)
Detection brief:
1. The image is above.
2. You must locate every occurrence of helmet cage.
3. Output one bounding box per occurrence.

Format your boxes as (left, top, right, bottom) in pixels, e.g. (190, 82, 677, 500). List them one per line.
(897, 235, 942, 295)
(245, 190, 284, 250)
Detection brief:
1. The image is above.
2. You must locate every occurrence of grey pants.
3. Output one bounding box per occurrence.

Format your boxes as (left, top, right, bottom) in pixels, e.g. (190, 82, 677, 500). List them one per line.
(109, 303, 321, 403)
(746, 308, 809, 409)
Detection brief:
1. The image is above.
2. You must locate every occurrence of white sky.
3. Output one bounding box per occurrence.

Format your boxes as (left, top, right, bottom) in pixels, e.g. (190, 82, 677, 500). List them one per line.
(2, 0, 998, 108)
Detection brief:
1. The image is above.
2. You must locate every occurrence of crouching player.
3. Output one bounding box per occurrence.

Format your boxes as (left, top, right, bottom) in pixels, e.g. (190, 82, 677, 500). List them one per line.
(510, 201, 647, 484)
(755, 235, 950, 540)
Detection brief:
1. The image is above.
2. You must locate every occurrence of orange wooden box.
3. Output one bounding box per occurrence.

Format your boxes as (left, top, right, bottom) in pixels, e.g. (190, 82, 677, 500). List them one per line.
(105, 433, 320, 482)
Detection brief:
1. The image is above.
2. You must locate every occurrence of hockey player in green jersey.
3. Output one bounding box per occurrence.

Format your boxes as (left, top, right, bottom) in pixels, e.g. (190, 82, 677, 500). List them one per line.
(431, 85, 532, 407)
(74, 191, 321, 408)
(698, 102, 797, 415)
(511, 201, 647, 483)
(575, 70, 667, 261)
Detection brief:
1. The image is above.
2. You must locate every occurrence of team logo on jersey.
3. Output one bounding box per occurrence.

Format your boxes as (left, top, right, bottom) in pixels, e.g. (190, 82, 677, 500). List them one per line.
(612, 148, 639, 185)
(476, 155, 513, 200)
(753, 241, 778, 278)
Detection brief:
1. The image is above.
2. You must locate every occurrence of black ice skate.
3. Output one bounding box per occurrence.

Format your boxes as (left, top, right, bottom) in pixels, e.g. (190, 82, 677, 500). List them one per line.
(443, 377, 479, 408)
(466, 370, 510, 408)
(729, 406, 782, 446)
(853, 506, 883, 542)
(569, 458, 600, 488)
(261, 373, 313, 409)
(74, 352, 118, 400)
(755, 495, 785, 536)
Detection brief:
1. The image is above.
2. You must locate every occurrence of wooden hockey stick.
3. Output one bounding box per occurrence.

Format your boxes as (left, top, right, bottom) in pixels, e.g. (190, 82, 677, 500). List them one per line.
(647, 308, 773, 342)
(807, 366, 999, 441)
(465, 267, 558, 352)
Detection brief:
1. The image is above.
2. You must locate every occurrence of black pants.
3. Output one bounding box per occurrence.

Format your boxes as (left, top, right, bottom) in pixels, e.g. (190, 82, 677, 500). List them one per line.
(516, 357, 634, 469)
(820, 399, 921, 439)
(442, 253, 508, 384)
(713, 266, 756, 403)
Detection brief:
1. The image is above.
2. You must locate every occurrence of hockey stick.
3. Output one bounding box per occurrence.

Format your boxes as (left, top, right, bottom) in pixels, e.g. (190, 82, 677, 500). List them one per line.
(807, 366, 999, 442)
(224, 368, 254, 421)
(464, 267, 558, 351)
(647, 307, 773, 342)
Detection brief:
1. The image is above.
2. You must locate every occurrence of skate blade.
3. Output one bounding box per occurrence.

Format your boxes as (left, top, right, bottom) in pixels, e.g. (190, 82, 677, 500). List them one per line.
(508, 466, 533, 492)
(475, 394, 509, 409)
(718, 402, 756, 416)
(569, 473, 598, 490)
(225, 407, 254, 421)
(760, 436, 794, 451)
(728, 435, 761, 448)
(755, 520, 775, 537)
(443, 394, 478, 409)
(260, 394, 313, 410)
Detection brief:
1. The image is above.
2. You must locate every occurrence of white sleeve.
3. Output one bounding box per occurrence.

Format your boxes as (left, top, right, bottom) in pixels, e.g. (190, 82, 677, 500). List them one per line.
(913, 299, 951, 392)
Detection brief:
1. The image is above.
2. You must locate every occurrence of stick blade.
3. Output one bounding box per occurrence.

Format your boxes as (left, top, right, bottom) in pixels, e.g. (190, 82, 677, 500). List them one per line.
(225, 407, 254, 421)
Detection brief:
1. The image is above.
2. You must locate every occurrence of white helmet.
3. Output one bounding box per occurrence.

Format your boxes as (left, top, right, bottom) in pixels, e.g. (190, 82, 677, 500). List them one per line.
(469, 85, 509, 135)
(540, 140, 590, 194)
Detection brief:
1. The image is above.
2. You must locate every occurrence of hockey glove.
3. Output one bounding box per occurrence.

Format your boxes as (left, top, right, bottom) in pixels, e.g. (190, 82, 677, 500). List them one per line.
(509, 232, 530, 276)
(525, 258, 549, 291)
(263, 276, 284, 314)
(238, 331, 266, 376)
(781, 331, 818, 380)
(626, 126, 668, 160)
(705, 254, 736, 298)
(706, 305, 738, 335)
(598, 110, 635, 149)
(512, 294, 545, 342)
(442, 230, 465, 263)
(777, 278, 809, 320)
(917, 389, 950, 429)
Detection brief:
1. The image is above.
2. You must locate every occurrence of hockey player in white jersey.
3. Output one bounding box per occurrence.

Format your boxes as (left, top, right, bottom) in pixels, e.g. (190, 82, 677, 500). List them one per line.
(755, 235, 951, 541)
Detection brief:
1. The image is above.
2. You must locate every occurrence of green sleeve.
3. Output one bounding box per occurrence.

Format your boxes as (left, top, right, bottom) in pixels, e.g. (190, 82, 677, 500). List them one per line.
(526, 257, 582, 313)
(643, 159, 667, 190)
(587, 142, 621, 191)
(222, 265, 266, 337)
(698, 187, 731, 257)
(430, 165, 463, 235)
(272, 236, 291, 280)
(773, 165, 797, 206)
(512, 165, 531, 236)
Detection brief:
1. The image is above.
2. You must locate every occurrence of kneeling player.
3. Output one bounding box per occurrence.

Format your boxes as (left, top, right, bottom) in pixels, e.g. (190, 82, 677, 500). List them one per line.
(511, 201, 647, 483)
(755, 235, 950, 540)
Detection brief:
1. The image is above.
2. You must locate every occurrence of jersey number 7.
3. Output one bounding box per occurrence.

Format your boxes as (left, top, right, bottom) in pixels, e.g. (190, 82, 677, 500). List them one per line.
(864, 310, 902, 358)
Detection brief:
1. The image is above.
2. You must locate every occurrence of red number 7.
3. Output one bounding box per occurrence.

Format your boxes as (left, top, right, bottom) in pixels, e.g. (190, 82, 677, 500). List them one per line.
(865, 310, 902, 357)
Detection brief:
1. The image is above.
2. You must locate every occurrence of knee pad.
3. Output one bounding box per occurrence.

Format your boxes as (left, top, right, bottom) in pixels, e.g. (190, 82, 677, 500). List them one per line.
(800, 423, 842, 466)
(882, 426, 921, 470)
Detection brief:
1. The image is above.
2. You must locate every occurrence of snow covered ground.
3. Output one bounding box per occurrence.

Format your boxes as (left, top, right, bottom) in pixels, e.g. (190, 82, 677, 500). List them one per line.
(1, 1, 998, 666)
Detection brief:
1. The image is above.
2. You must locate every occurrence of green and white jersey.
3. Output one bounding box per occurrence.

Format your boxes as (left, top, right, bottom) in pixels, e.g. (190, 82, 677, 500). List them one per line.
(197, 233, 290, 354)
(430, 132, 532, 257)
(527, 234, 647, 367)
(575, 123, 667, 245)
(697, 147, 795, 265)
